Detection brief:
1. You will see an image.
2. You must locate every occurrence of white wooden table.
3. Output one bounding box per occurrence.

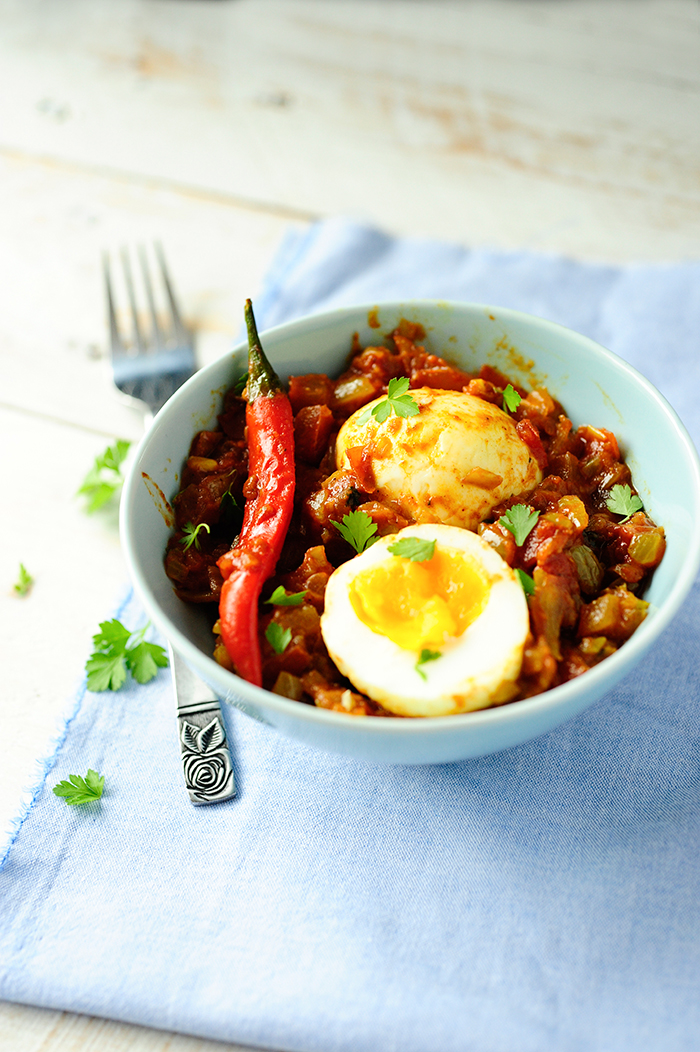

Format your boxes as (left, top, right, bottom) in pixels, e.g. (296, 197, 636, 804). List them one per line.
(1, 2, 698, 1049)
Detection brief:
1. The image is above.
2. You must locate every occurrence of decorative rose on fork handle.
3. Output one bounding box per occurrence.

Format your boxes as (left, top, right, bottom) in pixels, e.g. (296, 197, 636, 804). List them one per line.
(170, 646, 236, 805)
(180, 717, 233, 801)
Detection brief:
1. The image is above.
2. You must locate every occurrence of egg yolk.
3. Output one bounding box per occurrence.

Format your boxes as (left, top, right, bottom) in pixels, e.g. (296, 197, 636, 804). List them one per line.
(348, 546, 490, 651)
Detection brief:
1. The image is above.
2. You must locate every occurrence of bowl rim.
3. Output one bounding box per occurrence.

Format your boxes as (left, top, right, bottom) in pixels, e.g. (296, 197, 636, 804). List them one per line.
(121, 298, 700, 737)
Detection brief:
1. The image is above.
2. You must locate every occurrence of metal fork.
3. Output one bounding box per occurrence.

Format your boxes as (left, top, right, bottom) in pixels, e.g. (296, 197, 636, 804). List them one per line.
(104, 244, 235, 805)
(104, 243, 196, 417)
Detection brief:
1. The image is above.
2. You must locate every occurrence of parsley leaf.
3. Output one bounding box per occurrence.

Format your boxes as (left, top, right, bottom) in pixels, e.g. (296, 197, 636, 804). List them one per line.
(331, 509, 379, 554)
(605, 484, 643, 522)
(13, 563, 34, 597)
(265, 622, 292, 654)
(499, 505, 540, 547)
(181, 521, 211, 551)
(53, 769, 105, 806)
(125, 636, 169, 684)
(233, 371, 248, 395)
(358, 377, 420, 425)
(77, 439, 131, 513)
(502, 384, 522, 413)
(415, 648, 441, 680)
(85, 651, 128, 691)
(266, 585, 307, 606)
(388, 537, 436, 562)
(515, 568, 535, 596)
(86, 619, 168, 692)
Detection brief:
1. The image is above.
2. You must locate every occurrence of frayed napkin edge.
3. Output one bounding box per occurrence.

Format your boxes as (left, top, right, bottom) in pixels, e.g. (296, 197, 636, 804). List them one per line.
(0, 586, 134, 872)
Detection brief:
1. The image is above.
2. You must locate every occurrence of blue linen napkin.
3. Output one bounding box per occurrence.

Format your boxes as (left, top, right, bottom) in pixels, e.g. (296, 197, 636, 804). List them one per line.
(2, 219, 700, 1052)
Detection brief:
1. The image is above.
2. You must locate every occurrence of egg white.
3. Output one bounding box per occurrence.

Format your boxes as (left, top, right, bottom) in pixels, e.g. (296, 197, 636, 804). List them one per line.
(320, 524, 529, 717)
(335, 388, 542, 532)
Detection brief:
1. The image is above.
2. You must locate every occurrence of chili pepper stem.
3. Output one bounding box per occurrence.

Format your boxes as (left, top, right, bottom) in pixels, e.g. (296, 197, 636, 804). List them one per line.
(245, 299, 282, 400)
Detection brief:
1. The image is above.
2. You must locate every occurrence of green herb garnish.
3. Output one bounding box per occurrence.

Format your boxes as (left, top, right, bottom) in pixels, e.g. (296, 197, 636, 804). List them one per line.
(233, 371, 249, 395)
(415, 648, 441, 680)
(53, 769, 105, 806)
(266, 586, 307, 606)
(502, 384, 522, 413)
(181, 521, 211, 551)
(331, 509, 379, 554)
(515, 568, 535, 596)
(388, 537, 436, 562)
(265, 622, 292, 654)
(605, 483, 643, 522)
(86, 619, 168, 691)
(77, 439, 131, 513)
(499, 505, 540, 547)
(13, 563, 34, 597)
(358, 376, 420, 425)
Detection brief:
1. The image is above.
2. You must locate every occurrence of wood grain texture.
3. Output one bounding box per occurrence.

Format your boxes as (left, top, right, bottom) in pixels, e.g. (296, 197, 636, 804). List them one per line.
(0, 151, 300, 437)
(0, 0, 697, 259)
(0, 2, 698, 1051)
(0, 1000, 257, 1052)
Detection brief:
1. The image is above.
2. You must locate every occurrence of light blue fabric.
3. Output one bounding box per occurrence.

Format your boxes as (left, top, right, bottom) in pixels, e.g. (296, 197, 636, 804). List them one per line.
(2, 219, 700, 1052)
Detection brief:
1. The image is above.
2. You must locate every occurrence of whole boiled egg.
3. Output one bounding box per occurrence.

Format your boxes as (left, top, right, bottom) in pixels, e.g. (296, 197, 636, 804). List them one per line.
(320, 524, 529, 717)
(335, 388, 542, 531)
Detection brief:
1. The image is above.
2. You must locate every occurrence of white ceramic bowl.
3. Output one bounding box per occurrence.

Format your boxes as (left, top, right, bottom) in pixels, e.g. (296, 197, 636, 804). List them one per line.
(121, 301, 700, 764)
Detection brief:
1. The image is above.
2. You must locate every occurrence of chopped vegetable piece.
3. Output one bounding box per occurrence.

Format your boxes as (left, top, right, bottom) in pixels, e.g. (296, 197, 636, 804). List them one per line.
(331, 509, 379, 554)
(628, 532, 664, 567)
(499, 505, 540, 547)
(265, 622, 292, 655)
(217, 300, 296, 686)
(502, 384, 522, 413)
(266, 585, 307, 606)
(233, 371, 248, 395)
(578, 586, 649, 641)
(415, 648, 441, 680)
(605, 483, 643, 521)
(13, 563, 34, 597)
(86, 619, 168, 691)
(516, 568, 535, 595)
(180, 521, 211, 551)
(388, 537, 436, 562)
(357, 376, 420, 424)
(77, 439, 131, 513)
(570, 545, 604, 595)
(272, 670, 304, 700)
(53, 770, 104, 806)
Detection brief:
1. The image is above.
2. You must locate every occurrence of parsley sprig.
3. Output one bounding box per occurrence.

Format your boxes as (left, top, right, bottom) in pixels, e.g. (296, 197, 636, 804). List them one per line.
(331, 509, 379, 554)
(265, 622, 292, 654)
(77, 439, 131, 513)
(499, 505, 540, 547)
(266, 586, 307, 606)
(605, 484, 643, 522)
(388, 537, 436, 562)
(415, 648, 441, 680)
(180, 521, 211, 551)
(86, 619, 168, 691)
(502, 384, 522, 413)
(515, 568, 535, 596)
(13, 563, 34, 597)
(358, 377, 420, 425)
(53, 770, 104, 806)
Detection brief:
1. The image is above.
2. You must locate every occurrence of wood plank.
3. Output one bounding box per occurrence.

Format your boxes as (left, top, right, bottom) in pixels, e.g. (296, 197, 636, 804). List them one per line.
(0, 406, 129, 839)
(0, 0, 697, 260)
(0, 151, 302, 436)
(0, 1000, 258, 1052)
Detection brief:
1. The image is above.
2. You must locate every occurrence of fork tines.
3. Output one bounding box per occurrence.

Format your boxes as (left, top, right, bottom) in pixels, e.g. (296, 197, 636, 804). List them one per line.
(104, 243, 196, 417)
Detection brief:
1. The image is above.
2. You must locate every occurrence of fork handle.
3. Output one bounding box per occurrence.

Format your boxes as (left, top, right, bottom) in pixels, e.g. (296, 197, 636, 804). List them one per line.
(169, 645, 236, 805)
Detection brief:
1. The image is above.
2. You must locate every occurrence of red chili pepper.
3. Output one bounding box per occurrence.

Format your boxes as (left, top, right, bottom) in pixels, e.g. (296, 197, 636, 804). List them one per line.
(216, 300, 295, 686)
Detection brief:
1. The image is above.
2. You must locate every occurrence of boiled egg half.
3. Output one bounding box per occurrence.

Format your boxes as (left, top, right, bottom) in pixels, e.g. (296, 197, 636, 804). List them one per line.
(320, 524, 529, 717)
(335, 388, 542, 532)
